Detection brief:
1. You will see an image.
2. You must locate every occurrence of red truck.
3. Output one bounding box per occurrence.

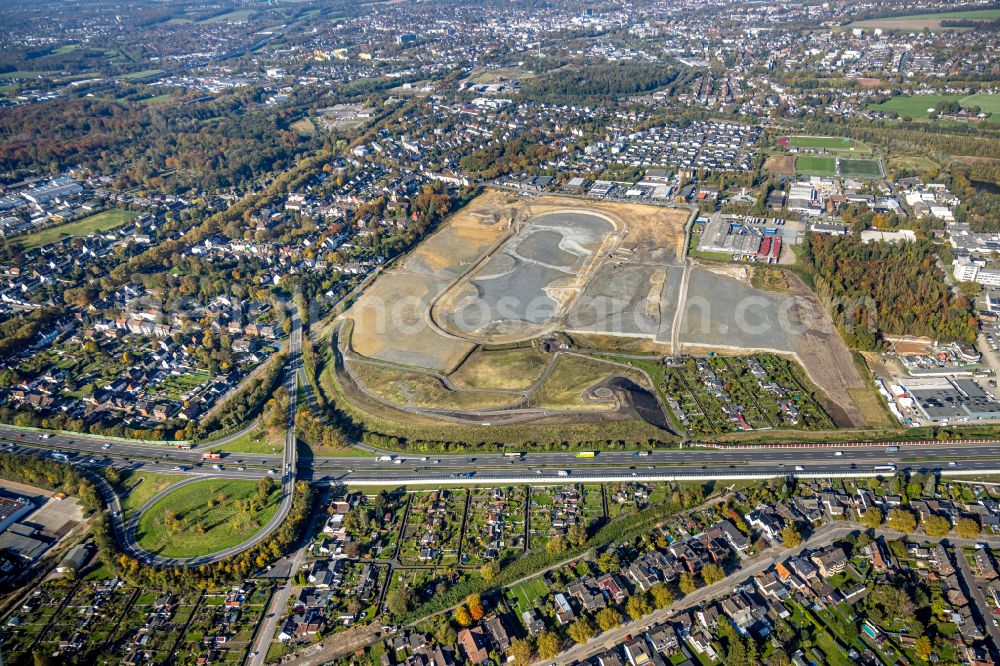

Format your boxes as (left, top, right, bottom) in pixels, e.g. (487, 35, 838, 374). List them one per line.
(201, 451, 222, 460)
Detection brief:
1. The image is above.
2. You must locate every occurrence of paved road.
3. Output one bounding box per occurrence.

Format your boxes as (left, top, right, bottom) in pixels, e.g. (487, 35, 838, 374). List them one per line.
(12, 425, 1000, 476)
(248, 489, 329, 666)
(76, 307, 304, 567)
(553, 521, 860, 665)
(555, 523, 1000, 665)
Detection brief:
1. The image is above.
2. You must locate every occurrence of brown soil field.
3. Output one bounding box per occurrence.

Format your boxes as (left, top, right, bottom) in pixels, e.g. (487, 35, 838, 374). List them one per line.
(448, 347, 551, 391)
(764, 155, 796, 176)
(344, 189, 512, 372)
(529, 354, 651, 412)
(346, 360, 520, 410)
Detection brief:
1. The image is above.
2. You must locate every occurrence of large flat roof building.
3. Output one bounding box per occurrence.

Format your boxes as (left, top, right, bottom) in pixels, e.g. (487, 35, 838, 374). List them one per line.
(904, 377, 1000, 422)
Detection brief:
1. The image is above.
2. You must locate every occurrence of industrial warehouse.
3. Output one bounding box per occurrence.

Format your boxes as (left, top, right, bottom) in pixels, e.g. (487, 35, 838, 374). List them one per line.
(696, 212, 795, 261)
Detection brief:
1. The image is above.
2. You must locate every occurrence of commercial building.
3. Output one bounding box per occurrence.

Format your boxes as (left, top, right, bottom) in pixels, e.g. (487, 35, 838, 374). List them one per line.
(0, 495, 33, 533)
(904, 376, 1000, 423)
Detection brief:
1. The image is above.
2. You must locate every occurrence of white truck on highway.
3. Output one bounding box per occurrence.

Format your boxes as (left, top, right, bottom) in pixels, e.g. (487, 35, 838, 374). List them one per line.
(376, 455, 394, 462)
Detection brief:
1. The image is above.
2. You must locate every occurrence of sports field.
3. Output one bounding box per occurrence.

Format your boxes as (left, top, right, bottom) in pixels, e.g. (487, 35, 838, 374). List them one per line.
(17, 209, 140, 250)
(795, 156, 837, 177)
(785, 136, 869, 153)
(839, 158, 883, 179)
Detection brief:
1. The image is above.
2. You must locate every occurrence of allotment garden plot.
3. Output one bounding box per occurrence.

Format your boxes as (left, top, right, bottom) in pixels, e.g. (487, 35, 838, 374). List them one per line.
(664, 354, 833, 436)
(398, 489, 465, 565)
(461, 487, 527, 565)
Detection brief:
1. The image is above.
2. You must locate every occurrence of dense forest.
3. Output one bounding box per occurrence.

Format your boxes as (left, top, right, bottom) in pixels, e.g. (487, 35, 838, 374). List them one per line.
(800, 233, 977, 349)
(521, 61, 678, 103)
(0, 92, 322, 193)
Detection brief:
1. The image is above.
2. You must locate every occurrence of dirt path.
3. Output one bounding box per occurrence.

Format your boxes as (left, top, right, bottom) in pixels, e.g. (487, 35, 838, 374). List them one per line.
(281, 623, 385, 666)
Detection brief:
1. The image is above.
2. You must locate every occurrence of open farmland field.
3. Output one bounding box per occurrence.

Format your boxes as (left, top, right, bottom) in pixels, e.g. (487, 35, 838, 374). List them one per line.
(868, 94, 962, 117)
(16, 209, 140, 250)
(795, 156, 837, 176)
(868, 93, 999, 118)
(847, 9, 1000, 31)
(960, 93, 1000, 116)
(839, 158, 884, 178)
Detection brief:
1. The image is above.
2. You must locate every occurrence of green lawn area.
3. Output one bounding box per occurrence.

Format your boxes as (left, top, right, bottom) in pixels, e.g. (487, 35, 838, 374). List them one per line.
(118, 470, 186, 514)
(868, 93, 999, 119)
(121, 69, 164, 80)
(789, 136, 868, 152)
(151, 370, 210, 400)
(200, 9, 256, 23)
(815, 632, 852, 666)
(839, 158, 883, 178)
(868, 94, 961, 117)
(795, 155, 837, 176)
(961, 93, 1000, 116)
(508, 578, 549, 617)
(216, 427, 284, 454)
(0, 70, 53, 79)
(17, 209, 139, 250)
(134, 478, 281, 558)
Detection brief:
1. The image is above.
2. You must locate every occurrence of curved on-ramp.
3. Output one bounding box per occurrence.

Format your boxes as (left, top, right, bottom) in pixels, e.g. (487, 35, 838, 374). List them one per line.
(95, 309, 303, 568)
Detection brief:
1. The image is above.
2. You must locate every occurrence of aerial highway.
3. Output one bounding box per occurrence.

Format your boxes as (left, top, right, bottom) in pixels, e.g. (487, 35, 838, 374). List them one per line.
(5, 306, 1000, 565)
(51, 307, 305, 567)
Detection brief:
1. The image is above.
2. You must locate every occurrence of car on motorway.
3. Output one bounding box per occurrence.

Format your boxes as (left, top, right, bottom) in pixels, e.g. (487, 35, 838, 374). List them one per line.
(268, 469, 277, 475)
(885, 446, 899, 452)
(238, 466, 246, 471)
(794, 465, 805, 471)
(948, 461, 957, 467)
(466, 457, 476, 463)
(102, 443, 111, 450)
(778, 463, 785, 468)
(833, 451, 842, 456)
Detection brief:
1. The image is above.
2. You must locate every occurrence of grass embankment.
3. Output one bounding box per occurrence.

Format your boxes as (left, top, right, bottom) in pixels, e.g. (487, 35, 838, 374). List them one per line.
(321, 324, 673, 451)
(134, 478, 281, 558)
(216, 427, 284, 455)
(448, 347, 550, 391)
(18, 209, 140, 250)
(117, 470, 185, 515)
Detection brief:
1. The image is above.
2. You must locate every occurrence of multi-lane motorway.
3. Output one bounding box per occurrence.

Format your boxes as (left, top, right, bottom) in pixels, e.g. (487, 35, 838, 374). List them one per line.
(6, 305, 1000, 563)
(8, 425, 1000, 485)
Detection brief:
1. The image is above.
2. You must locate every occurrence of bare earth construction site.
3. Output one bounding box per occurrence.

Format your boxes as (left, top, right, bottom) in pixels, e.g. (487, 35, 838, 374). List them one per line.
(338, 190, 872, 434)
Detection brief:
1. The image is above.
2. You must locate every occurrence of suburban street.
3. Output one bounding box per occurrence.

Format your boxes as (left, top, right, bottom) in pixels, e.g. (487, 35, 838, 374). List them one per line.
(557, 523, 1000, 665)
